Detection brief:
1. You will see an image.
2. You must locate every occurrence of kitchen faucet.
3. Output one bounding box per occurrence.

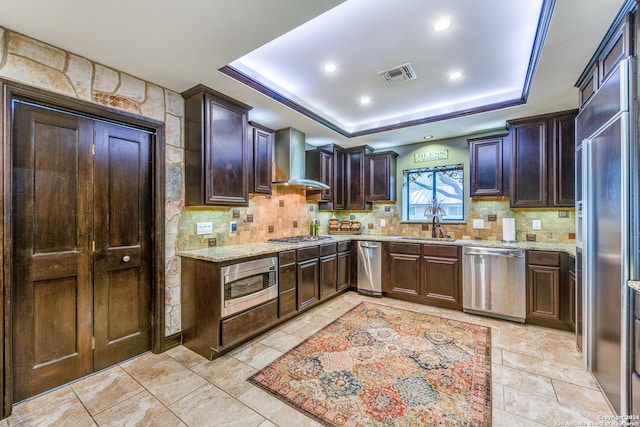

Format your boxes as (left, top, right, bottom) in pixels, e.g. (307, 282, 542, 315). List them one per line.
(432, 215, 444, 238)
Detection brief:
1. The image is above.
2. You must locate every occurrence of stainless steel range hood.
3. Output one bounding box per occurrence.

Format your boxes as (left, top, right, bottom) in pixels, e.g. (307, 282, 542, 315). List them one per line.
(273, 127, 329, 190)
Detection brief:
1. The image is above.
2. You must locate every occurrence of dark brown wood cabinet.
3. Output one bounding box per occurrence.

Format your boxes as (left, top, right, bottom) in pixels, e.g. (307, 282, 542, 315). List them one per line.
(248, 121, 273, 195)
(384, 243, 421, 296)
(382, 242, 463, 310)
(526, 250, 573, 331)
(297, 246, 320, 309)
(345, 145, 374, 210)
(422, 245, 462, 310)
(319, 255, 337, 299)
(468, 134, 508, 197)
(367, 151, 398, 201)
(337, 245, 352, 292)
(306, 148, 333, 202)
(183, 84, 252, 206)
(508, 110, 577, 208)
(278, 250, 297, 318)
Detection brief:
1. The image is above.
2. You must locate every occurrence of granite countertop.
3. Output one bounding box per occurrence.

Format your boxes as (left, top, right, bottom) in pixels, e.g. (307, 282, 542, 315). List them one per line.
(178, 234, 576, 262)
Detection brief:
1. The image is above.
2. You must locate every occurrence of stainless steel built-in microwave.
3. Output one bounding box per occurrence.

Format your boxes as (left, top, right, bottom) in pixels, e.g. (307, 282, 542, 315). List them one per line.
(220, 257, 278, 318)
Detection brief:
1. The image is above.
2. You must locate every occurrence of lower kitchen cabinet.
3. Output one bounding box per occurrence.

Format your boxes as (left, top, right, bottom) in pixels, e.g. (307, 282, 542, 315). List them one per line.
(297, 246, 320, 310)
(526, 250, 573, 331)
(278, 250, 297, 318)
(337, 241, 352, 291)
(384, 243, 421, 296)
(319, 243, 338, 300)
(422, 245, 462, 310)
(382, 242, 462, 310)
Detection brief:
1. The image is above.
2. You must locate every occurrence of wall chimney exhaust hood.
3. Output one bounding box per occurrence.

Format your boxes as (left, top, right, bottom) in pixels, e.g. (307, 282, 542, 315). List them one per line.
(273, 127, 330, 190)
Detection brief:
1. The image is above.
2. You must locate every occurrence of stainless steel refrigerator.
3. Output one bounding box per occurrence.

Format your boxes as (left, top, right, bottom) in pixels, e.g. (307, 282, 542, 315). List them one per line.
(577, 57, 634, 415)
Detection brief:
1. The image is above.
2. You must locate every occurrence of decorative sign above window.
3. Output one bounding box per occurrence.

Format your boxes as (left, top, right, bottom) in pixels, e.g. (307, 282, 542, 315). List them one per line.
(414, 150, 448, 163)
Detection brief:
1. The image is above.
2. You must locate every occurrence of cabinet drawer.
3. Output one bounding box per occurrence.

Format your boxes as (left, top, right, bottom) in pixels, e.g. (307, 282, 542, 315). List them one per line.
(423, 244, 458, 258)
(297, 246, 319, 261)
(279, 263, 296, 292)
(279, 289, 296, 318)
(320, 242, 337, 256)
(528, 250, 560, 266)
(220, 299, 277, 347)
(389, 242, 421, 255)
(279, 250, 296, 266)
(337, 241, 351, 252)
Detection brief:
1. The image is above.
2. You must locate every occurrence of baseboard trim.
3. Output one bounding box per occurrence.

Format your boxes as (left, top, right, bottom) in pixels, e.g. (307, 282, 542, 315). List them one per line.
(164, 332, 182, 351)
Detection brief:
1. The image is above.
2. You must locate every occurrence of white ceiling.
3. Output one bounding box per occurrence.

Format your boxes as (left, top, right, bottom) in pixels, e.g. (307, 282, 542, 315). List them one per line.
(0, 0, 626, 149)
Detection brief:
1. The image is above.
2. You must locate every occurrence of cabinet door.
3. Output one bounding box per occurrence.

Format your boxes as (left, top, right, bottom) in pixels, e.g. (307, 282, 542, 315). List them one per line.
(251, 125, 273, 194)
(388, 253, 421, 296)
(527, 265, 560, 321)
(333, 148, 346, 210)
(345, 146, 372, 210)
(297, 259, 319, 309)
(278, 263, 297, 317)
(337, 251, 351, 291)
(306, 149, 333, 201)
(550, 114, 576, 206)
(319, 254, 337, 299)
(510, 120, 547, 207)
(183, 86, 251, 206)
(367, 152, 397, 201)
(422, 256, 462, 310)
(469, 136, 505, 197)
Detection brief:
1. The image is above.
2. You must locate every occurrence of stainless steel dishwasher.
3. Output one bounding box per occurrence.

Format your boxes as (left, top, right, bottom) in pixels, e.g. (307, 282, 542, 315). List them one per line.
(462, 246, 526, 321)
(357, 241, 382, 296)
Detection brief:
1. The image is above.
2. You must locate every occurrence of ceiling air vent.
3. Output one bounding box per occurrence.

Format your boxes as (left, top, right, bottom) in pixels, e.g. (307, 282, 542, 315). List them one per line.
(378, 63, 417, 86)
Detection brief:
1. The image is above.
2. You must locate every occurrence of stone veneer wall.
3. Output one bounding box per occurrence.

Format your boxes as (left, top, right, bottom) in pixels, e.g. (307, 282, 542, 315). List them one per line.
(0, 28, 186, 336)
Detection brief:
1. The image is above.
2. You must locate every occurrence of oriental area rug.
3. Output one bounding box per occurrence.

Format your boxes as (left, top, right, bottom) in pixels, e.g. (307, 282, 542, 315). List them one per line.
(248, 302, 491, 426)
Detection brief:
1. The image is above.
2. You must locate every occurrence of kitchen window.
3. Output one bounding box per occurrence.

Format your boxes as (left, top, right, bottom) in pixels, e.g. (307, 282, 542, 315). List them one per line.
(404, 164, 464, 221)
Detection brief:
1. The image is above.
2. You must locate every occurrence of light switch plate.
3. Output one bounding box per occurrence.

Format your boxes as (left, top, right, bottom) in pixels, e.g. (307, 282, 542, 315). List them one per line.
(196, 222, 213, 235)
(532, 220, 541, 230)
(472, 219, 484, 229)
(380, 219, 386, 227)
(229, 221, 237, 234)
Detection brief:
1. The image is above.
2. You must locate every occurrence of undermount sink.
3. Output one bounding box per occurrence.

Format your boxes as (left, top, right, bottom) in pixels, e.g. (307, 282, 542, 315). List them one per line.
(396, 236, 455, 242)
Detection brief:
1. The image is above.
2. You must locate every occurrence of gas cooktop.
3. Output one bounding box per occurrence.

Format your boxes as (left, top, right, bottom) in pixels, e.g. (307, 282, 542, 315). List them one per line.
(267, 235, 334, 244)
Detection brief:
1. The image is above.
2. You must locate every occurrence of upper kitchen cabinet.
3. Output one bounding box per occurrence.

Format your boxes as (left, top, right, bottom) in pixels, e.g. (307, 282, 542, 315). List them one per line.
(367, 151, 398, 202)
(182, 84, 252, 206)
(468, 134, 508, 197)
(508, 110, 577, 208)
(305, 147, 333, 202)
(345, 145, 374, 210)
(577, 10, 633, 107)
(248, 121, 273, 195)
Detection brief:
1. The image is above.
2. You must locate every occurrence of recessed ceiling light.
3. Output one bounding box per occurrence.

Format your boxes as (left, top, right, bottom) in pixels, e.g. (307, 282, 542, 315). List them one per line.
(449, 71, 462, 80)
(323, 63, 337, 73)
(434, 18, 451, 32)
(360, 96, 371, 105)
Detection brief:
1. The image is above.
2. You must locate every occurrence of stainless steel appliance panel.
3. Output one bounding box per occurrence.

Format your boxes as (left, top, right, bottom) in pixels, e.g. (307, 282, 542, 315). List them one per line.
(221, 256, 278, 318)
(463, 247, 526, 321)
(357, 241, 382, 296)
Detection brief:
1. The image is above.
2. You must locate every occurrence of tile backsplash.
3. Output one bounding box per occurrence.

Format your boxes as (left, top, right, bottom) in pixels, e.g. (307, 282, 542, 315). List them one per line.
(178, 189, 575, 250)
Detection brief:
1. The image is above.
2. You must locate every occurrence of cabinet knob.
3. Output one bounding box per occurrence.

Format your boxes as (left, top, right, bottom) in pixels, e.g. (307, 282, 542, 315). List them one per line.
(122, 255, 131, 262)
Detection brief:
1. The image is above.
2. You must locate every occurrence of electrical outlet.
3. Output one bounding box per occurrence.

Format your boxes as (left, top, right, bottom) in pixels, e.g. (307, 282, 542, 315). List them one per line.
(526, 233, 536, 242)
(246, 214, 254, 222)
(487, 214, 497, 222)
(196, 222, 213, 235)
(232, 209, 240, 218)
(532, 220, 541, 230)
(229, 221, 237, 234)
(380, 219, 386, 227)
(268, 225, 274, 233)
(279, 200, 285, 207)
(368, 223, 374, 230)
(472, 219, 484, 229)
(293, 221, 298, 228)
(558, 211, 569, 218)
(208, 238, 217, 247)
(422, 223, 429, 231)
(385, 206, 391, 212)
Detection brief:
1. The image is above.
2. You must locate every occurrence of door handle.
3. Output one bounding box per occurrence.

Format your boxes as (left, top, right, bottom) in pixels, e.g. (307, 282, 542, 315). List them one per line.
(122, 255, 131, 262)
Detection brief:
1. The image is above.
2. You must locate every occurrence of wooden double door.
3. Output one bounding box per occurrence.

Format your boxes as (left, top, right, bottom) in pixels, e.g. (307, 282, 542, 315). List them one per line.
(11, 102, 152, 402)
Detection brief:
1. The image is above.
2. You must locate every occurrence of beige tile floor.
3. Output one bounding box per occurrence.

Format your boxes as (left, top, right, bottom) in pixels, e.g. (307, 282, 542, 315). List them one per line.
(3, 292, 614, 426)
